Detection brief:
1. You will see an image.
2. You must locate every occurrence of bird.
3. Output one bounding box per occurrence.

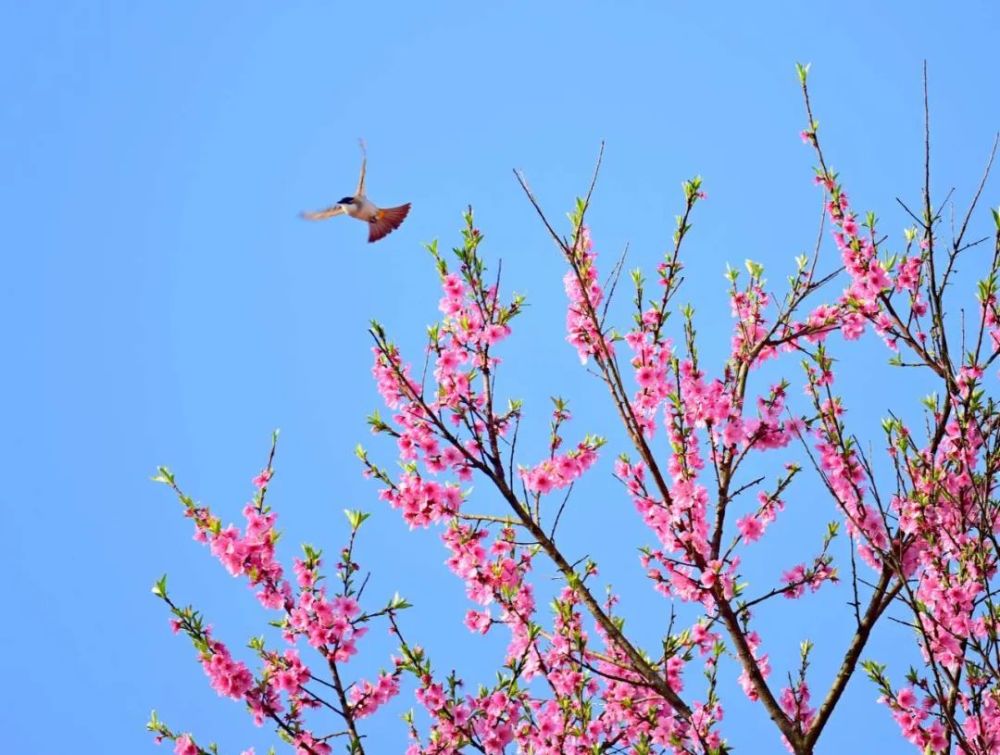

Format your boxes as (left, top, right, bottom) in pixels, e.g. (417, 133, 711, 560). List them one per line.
(300, 141, 411, 243)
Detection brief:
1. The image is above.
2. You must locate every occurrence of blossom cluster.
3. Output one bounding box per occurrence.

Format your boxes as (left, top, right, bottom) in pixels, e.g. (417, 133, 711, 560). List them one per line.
(152, 463, 401, 755)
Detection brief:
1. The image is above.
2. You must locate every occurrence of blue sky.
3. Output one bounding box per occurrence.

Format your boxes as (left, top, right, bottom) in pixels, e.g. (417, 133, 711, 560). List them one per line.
(4, 2, 1000, 753)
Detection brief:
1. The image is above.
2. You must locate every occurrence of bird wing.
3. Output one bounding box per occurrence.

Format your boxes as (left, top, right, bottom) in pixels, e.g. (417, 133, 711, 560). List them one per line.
(355, 139, 367, 197)
(368, 203, 411, 243)
(300, 205, 346, 221)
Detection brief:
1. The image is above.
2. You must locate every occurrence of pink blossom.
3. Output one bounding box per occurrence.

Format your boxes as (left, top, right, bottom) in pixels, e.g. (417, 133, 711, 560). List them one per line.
(737, 514, 765, 543)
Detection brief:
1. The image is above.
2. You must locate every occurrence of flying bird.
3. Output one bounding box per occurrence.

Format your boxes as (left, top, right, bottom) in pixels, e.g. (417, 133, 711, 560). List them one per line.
(300, 141, 411, 243)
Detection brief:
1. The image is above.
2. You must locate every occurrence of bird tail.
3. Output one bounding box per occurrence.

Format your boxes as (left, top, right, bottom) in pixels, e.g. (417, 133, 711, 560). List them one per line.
(368, 203, 411, 243)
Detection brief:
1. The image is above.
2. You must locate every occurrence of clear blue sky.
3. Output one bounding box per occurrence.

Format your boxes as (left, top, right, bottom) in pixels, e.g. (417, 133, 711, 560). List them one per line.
(4, 3, 999, 753)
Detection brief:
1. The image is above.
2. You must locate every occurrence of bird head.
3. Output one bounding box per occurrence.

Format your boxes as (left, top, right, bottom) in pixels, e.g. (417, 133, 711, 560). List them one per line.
(338, 196, 356, 206)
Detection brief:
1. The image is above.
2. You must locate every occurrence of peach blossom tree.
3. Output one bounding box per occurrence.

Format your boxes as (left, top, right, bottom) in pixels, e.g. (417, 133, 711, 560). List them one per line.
(149, 66, 1000, 755)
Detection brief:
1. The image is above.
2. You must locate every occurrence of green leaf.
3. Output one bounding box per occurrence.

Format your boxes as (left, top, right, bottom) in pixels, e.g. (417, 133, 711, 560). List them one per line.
(389, 592, 412, 610)
(151, 574, 168, 598)
(152, 466, 174, 485)
(345, 509, 370, 530)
